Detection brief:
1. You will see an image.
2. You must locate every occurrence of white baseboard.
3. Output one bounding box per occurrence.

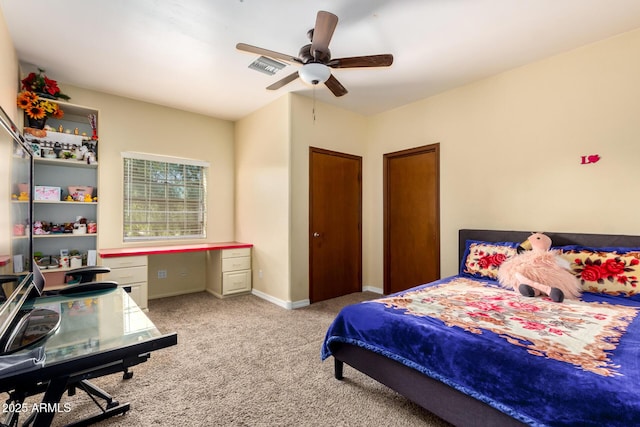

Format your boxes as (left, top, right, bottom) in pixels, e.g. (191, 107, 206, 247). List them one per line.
(363, 285, 383, 294)
(150, 288, 204, 300)
(291, 299, 310, 309)
(252, 287, 383, 309)
(251, 288, 309, 309)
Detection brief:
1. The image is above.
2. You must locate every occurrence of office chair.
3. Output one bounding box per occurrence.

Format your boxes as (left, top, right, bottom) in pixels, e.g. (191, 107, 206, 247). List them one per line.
(40, 265, 118, 296)
(64, 265, 111, 284)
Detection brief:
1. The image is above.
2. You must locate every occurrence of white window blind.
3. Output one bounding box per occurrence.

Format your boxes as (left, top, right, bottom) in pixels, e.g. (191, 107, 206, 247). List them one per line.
(122, 152, 208, 241)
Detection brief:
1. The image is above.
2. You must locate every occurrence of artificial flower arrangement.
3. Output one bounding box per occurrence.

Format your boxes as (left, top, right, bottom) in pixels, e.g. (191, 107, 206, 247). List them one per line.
(17, 91, 64, 121)
(20, 68, 70, 100)
(17, 68, 70, 127)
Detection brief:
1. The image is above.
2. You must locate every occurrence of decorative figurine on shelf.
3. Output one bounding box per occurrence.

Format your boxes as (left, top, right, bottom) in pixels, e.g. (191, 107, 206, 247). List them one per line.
(33, 221, 49, 235)
(53, 142, 62, 158)
(75, 145, 89, 161)
(17, 192, 29, 201)
(65, 195, 73, 202)
(88, 114, 98, 140)
(73, 216, 87, 235)
(83, 193, 93, 203)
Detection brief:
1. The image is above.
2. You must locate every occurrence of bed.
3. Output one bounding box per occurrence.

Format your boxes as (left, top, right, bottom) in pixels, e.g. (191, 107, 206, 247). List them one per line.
(322, 229, 640, 427)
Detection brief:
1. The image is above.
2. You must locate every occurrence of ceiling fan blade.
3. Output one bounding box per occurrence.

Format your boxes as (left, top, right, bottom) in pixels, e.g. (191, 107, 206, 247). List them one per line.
(266, 71, 300, 90)
(311, 11, 338, 59)
(236, 43, 301, 64)
(324, 74, 348, 97)
(328, 54, 394, 68)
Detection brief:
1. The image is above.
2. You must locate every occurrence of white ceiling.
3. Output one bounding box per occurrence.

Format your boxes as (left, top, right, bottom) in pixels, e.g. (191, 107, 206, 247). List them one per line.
(2, 0, 640, 121)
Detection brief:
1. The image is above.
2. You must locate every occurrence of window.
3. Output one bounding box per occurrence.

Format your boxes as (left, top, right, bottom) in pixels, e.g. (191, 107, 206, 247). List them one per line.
(122, 152, 208, 241)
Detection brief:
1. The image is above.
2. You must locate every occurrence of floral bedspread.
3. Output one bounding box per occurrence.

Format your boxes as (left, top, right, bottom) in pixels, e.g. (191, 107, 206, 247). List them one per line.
(322, 276, 640, 426)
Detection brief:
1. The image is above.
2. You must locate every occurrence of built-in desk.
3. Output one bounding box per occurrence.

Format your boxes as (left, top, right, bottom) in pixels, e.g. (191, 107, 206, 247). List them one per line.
(98, 242, 253, 308)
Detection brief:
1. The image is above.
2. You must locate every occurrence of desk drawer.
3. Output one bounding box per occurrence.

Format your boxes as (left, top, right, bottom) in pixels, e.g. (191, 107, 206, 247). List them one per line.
(108, 266, 147, 284)
(221, 256, 250, 272)
(102, 256, 147, 269)
(222, 248, 251, 259)
(222, 270, 251, 295)
(124, 282, 147, 310)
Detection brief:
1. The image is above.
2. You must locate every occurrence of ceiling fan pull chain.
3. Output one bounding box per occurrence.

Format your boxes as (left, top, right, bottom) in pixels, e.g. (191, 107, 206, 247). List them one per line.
(312, 85, 317, 124)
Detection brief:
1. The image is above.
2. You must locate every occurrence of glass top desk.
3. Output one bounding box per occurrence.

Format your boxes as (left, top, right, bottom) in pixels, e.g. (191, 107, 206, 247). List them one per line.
(0, 287, 177, 426)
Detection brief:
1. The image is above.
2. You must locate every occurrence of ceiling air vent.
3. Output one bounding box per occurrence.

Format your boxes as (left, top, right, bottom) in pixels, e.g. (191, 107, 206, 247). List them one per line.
(248, 56, 286, 75)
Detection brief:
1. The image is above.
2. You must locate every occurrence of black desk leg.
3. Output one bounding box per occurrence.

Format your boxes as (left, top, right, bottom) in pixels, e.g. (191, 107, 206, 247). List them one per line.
(26, 377, 130, 427)
(32, 375, 70, 427)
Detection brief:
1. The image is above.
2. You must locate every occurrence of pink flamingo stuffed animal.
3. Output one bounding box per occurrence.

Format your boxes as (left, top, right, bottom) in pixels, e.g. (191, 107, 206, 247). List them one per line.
(497, 233, 581, 302)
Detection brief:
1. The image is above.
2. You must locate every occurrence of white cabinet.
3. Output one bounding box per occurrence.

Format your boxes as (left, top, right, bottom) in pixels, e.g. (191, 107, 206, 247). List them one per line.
(100, 256, 148, 310)
(206, 248, 252, 298)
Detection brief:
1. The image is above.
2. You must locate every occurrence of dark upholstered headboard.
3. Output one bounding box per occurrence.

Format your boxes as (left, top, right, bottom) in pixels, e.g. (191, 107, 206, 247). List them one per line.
(459, 229, 640, 264)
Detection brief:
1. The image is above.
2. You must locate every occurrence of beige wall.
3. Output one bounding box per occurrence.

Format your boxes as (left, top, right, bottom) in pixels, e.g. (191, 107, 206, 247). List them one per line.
(234, 93, 367, 306)
(148, 252, 206, 299)
(0, 9, 19, 257)
(0, 8, 18, 120)
(289, 94, 367, 302)
(365, 28, 640, 284)
(235, 95, 291, 302)
(55, 86, 235, 295)
(59, 85, 236, 250)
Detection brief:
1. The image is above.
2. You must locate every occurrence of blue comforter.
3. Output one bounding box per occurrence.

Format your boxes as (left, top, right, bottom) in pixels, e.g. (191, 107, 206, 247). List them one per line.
(321, 276, 640, 426)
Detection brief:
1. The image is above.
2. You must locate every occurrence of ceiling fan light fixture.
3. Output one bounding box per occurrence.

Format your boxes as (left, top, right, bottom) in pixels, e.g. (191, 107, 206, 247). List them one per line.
(298, 63, 331, 85)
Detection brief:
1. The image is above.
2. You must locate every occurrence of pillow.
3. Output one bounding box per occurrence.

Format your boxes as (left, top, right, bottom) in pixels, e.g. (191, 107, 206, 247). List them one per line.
(557, 246, 640, 296)
(460, 240, 519, 280)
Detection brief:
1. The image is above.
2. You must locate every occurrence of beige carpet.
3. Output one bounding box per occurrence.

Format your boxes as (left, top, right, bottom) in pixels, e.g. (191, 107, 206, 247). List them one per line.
(28, 291, 453, 426)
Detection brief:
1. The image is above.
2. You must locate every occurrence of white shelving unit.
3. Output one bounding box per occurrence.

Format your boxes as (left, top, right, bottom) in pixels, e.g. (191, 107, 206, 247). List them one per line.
(23, 100, 100, 286)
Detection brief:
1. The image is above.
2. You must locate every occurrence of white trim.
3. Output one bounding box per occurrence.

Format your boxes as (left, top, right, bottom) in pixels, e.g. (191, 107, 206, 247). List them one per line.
(150, 289, 203, 300)
(291, 299, 310, 309)
(252, 287, 385, 308)
(121, 151, 210, 167)
(251, 288, 309, 309)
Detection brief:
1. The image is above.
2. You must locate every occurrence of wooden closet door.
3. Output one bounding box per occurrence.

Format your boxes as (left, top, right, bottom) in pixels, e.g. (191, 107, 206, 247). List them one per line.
(384, 144, 440, 294)
(309, 147, 362, 303)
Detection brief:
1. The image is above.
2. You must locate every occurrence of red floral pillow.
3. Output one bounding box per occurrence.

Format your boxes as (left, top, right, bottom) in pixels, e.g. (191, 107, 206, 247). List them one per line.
(559, 249, 640, 296)
(461, 241, 519, 280)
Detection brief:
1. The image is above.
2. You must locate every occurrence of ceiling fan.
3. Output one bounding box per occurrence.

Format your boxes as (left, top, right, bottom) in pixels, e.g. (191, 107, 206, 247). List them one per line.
(236, 10, 393, 97)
